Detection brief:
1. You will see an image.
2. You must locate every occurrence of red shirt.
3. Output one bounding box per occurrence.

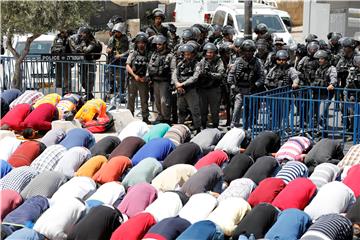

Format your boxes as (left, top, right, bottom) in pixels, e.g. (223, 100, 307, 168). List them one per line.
(247, 177, 286, 207)
(8, 141, 44, 167)
(0, 104, 32, 131)
(110, 212, 156, 240)
(194, 150, 229, 170)
(272, 178, 316, 210)
(21, 103, 58, 131)
(343, 164, 360, 198)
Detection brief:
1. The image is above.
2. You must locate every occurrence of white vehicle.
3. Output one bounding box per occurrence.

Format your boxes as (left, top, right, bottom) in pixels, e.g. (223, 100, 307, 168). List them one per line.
(212, 4, 295, 45)
(2, 34, 56, 90)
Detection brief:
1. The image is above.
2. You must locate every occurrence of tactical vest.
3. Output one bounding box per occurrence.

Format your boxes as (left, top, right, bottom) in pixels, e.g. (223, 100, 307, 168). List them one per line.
(132, 51, 149, 77)
(198, 57, 222, 89)
(148, 51, 172, 81)
(313, 65, 330, 87)
(269, 66, 290, 88)
(303, 57, 319, 84)
(177, 59, 197, 87)
(234, 57, 257, 89)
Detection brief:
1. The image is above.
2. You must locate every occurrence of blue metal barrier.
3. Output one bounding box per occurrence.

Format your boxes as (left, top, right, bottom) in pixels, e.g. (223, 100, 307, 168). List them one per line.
(244, 86, 360, 144)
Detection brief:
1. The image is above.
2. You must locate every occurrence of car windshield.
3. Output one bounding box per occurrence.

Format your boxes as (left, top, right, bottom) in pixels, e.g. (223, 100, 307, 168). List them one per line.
(15, 41, 52, 55)
(236, 14, 285, 33)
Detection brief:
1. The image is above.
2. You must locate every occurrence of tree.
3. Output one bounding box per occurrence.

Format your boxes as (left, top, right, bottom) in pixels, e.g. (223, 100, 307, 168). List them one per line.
(1, 1, 100, 89)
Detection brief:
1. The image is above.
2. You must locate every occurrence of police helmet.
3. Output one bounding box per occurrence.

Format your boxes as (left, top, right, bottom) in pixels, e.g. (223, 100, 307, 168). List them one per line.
(340, 37, 355, 48)
(107, 15, 123, 29)
(222, 25, 235, 36)
(314, 49, 330, 60)
(180, 43, 196, 53)
(152, 9, 165, 19)
(112, 23, 126, 34)
(134, 32, 148, 43)
(182, 29, 194, 41)
(307, 41, 320, 55)
(353, 54, 360, 67)
(212, 24, 223, 33)
(146, 28, 156, 37)
(274, 37, 286, 46)
(152, 35, 167, 45)
(78, 26, 91, 35)
(305, 34, 318, 43)
(241, 39, 256, 52)
(190, 26, 201, 41)
(254, 23, 268, 34)
(219, 41, 232, 55)
(234, 37, 245, 48)
(276, 50, 289, 60)
(193, 24, 207, 33)
(327, 32, 342, 41)
(203, 42, 218, 53)
(318, 39, 329, 50)
(167, 23, 177, 34)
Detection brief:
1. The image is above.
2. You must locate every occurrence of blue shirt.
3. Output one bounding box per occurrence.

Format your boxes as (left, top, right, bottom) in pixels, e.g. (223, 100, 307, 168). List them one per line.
(177, 220, 224, 240)
(131, 138, 175, 166)
(59, 128, 95, 149)
(0, 159, 12, 178)
(0, 89, 22, 105)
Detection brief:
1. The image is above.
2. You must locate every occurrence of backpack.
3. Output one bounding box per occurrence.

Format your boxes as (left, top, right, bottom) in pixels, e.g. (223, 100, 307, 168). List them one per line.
(83, 112, 114, 133)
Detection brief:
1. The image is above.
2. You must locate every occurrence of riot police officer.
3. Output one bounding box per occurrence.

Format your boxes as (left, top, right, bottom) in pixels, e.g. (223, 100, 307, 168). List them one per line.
(197, 43, 225, 129)
(107, 15, 124, 37)
(51, 30, 71, 93)
(265, 50, 299, 90)
(255, 38, 270, 65)
(337, 37, 356, 88)
(69, 26, 101, 100)
(228, 39, 265, 129)
(229, 37, 244, 66)
(166, 23, 179, 51)
(209, 24, 223, 45)
(126, 32, 151, 123)
(312, 49, 337, 128)
(297, 41, 320, 85)
(254, 23, 273, 51)
(344, 54, 360, 132)
(172, 43, 201, 133)
(217, 25, 234, 52)
(147, 35, 174, 124)
(106, 23, 129, 96)
(146, 9, 168, 37)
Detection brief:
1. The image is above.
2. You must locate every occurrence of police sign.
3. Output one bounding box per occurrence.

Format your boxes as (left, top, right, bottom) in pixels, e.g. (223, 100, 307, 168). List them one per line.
(40, 54, 84, 61)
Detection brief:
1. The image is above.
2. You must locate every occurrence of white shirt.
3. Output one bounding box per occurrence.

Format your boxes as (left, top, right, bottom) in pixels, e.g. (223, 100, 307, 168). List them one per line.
(207, 197, 251, 236)
(50, 176, 96, 205)
(151, 164, 197, 192)
(0, 136, 22, 161)
(86, 181, 125, 205)
(144, 191, 183, 222)
(54, 147, 91, 178)
(179, 193, 218, 224)
(118, 120, 149, 141)
(33, 197, 86, 240)
(214, 127, 245, 155)
(304, 181, 356, 220)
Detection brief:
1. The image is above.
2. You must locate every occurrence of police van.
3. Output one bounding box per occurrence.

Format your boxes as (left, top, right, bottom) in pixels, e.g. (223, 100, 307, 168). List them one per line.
(212, 3, 295, 45)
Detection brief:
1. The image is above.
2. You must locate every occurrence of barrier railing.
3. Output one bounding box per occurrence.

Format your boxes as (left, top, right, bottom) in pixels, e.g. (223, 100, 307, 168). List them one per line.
(244, 86, 360, 144)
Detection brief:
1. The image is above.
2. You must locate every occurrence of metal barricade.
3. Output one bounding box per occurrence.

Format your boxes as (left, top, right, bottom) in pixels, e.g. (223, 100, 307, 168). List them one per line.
(244, 86, 360, 144)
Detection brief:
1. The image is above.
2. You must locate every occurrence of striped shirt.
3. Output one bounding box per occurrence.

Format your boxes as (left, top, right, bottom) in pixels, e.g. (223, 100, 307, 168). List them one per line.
(300, 214, 353, 240)
(218, 178, 257, 202)
(30, 144, 67, 173)
(275, 161, 309, 184)
(275, 136, 311, 163)
(0, 166, 38, 193)
(309, 163, 340, 188)
(9, 90, 44, 109)
(164, 124, 191, 146)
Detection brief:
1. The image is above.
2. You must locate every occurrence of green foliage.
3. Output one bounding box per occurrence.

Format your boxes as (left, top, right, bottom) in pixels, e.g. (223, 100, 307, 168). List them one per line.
(1, 0, 101, 36)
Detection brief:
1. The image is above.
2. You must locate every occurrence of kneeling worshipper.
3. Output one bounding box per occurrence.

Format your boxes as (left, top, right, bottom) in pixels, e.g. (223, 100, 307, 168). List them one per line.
(54, 146, 91, 178)
(244, 131, 281, 161)
(118, 183, 158, 218)
(162, 142, 202, 169)
(40, 128, 66, 147)
(4, 227, 45, 240)
(92, 156, 132, 184)
(33, 197, 86, 240)
(0, 88, 22, 117)
(20, 103, 59, 139)
(142, 123, 170, 142)
(56, 93, 83, 120)
(218, 178, 256, 202)
(304, 138, 344, 173)
(0, 166, 38, 193)
(0, 160, 12, 178)
(223, 153, 254, 185)
(67, 204, 124, 240)
(275, 160, 309, 184)
(275, 136, 312, 164)
(214, 127, 245, 155)
(121, 157, 163, 189)
(7, 141, 46, 168)
(309, 162, 341, 189)
(163, 124, 191, 146)
(32, 93, 61, 108)
(90, 136, 121, 158)
(265, 208, 312, 240)
(247, 177, 286, 207)
(194, 150, 229, 170)
(1, 196, 49, 237)
(243, 156, 279, 185)
(131, 138, 175, 166)
(118, 120, 149, 141)
(30, 144, 67, 173)
(20, 171, 68, 200)
(9, 90, 43, 109)
(304, 181, 356, 220)
(300, 214, 353, 240)
(75, 155, 107, 178)
(74, 98, 107, 123)
(110, 212, 156, 240)
(59, 128, 95, 149)
(343, 164, 360, 198)
(143, 216, 191, 240)
(151, 164, 197, 192)
(191, 128, 222, 154)
(0, 189, 23, 221)
(109, 136, 145, 159)
(346, 197, 360, 239)
(337, 144, 360, 172)
(86, 181, 125, 208)
(233, 203, 279, 239)
(0, 103, 32, 131)
(176, 220, 225, 240)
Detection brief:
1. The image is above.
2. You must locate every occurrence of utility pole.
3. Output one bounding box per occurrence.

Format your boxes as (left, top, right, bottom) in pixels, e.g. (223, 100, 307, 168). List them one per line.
(244, 0, 253, 39)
